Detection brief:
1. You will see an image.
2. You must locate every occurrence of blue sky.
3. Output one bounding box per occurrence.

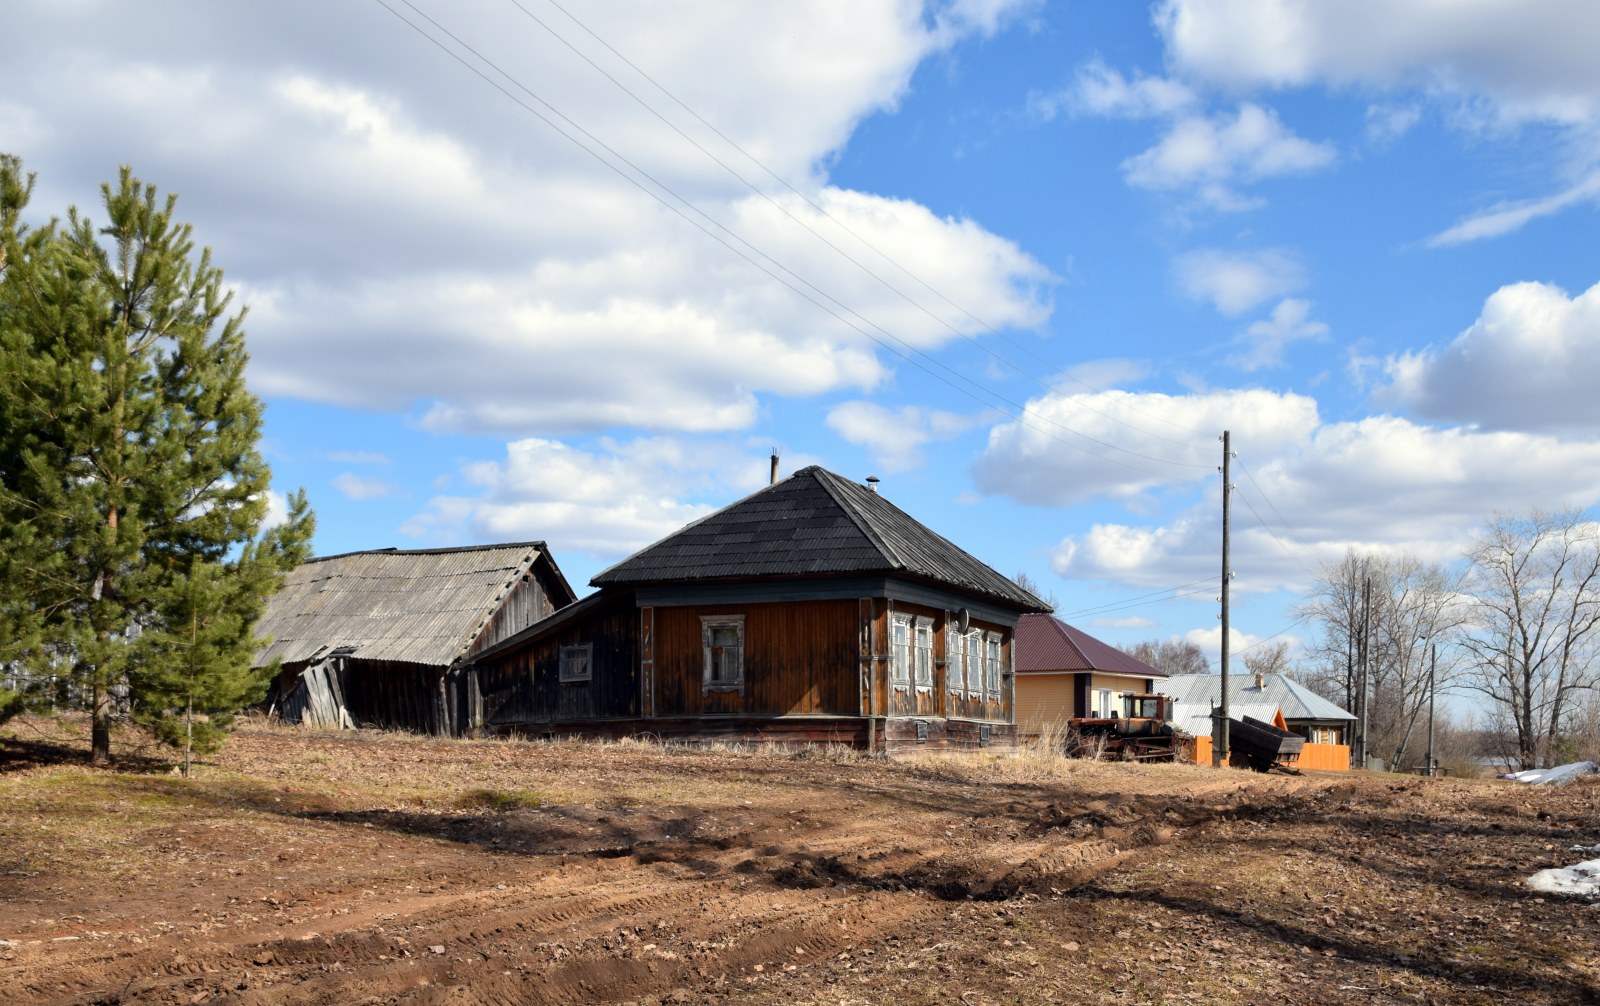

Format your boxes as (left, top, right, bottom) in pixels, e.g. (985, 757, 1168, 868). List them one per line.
(7, 0, 1600, 674)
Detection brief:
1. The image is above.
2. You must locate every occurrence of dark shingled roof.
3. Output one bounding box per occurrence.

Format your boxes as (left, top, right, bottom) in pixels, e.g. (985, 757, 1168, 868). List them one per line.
(1013, 613, 1165, 678)
(591, 466, 1051, 612)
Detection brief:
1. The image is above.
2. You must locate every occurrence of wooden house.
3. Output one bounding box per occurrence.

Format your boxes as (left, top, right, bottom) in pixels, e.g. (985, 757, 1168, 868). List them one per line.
(254, 542, 577, 734)
(469, 466, 1052, 752)
(1012, 614, 1165, 740)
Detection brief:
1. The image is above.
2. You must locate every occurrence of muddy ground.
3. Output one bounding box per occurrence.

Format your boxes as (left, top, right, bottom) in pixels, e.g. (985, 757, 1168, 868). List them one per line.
(3, 718, 1600, 1005)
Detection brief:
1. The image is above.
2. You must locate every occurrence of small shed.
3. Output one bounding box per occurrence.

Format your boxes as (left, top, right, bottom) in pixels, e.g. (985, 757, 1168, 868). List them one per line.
(254, 542, 576, 734)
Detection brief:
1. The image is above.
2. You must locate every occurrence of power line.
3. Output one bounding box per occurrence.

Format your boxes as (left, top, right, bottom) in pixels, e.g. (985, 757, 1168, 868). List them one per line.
(374, 0, 1211, 479)
(528, 0, 1217, 448)
(1056, 576, 1221, 620)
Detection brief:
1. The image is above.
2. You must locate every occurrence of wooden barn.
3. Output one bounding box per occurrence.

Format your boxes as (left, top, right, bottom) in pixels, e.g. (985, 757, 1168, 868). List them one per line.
(469, 466, 1052, 752)
(254, 542, 577, 734)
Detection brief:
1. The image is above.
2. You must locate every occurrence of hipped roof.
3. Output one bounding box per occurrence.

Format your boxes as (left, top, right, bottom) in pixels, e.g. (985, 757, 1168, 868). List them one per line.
(592, 466, 1050, 612)
(1013, 613, 1165, 678)
(254, 542, 564, 669)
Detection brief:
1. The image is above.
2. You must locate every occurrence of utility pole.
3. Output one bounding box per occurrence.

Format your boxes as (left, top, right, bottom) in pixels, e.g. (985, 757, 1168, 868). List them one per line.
(1215, 430, 1233, 768)
(1427, 642, 1437, 777)
(1357, 575, 1370, 769)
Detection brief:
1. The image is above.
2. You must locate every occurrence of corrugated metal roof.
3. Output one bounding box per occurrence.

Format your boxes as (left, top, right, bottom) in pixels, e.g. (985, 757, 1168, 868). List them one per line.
(1156, 673, 1355, 733)
(254, 542, 548, 668)
(1013, 613, 1166, 677)
(590, 466, 1050, 611)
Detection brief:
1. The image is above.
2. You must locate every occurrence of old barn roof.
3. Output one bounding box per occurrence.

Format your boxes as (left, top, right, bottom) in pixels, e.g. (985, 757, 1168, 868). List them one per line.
(254, 542, 569, 669)
(592, 466, 1051, 612)
(1013, 613, 1165, 677)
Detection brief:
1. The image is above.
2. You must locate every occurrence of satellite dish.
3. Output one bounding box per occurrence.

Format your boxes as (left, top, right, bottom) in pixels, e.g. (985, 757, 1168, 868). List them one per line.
(956, 608, 971, 633)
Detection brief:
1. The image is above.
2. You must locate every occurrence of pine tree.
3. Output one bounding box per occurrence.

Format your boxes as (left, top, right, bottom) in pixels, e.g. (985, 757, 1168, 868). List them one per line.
(0, 155, 313, 763)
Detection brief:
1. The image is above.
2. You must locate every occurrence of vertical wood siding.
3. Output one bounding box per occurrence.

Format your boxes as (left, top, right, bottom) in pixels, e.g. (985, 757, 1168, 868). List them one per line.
(652, 600, 858, 716)
(473, 593, 640, 727)
(466, 562, 565, 658)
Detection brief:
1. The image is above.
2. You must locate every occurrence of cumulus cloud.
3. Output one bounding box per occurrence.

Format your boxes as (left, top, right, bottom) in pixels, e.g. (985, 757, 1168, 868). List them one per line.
(1231, 298, 1329, 371)
(1382, 279, 1600, 432)
(1154, 0, 1600, 236)
(1155, 0, 1600, 129)
(1175, 248, 1305, 315)
(826, 401, 978, 472)
(1122, 104, 1335, 204)
(1041, 411, 1600, 592)
(402, 437, 786, 563)
(973, 388, 1318, 506)
(5, 1, 1048, 439)
(1055, 60, 1196, 120)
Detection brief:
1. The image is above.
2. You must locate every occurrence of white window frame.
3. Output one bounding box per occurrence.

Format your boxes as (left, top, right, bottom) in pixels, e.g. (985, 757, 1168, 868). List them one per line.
(946, 624, 965, 696)
(985, 632, 1002, 701)
(913, 617, 934, 692)
(965, 631, 982, 700)
(890, 613, 912, 688)
(700, 615, 745, 693)
(558, 642, 593, 683)
(1096, 688, 1114, 718)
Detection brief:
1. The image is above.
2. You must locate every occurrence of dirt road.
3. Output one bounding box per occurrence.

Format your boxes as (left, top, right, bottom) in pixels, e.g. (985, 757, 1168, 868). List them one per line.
(3, 720, 1598, 1004)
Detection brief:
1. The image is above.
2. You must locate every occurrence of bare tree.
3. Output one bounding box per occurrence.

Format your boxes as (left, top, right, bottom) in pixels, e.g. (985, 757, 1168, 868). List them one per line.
(1296, 549, 1467, 770)
(1011, 571, 1057, 610)
(1461, 509, 1600, 770)
(1127, 639, 1209, 676)
(1241, 640, 1293, 679)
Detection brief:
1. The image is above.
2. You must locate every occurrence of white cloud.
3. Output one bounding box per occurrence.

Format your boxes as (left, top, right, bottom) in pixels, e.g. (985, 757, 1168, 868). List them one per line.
(1175, 248, 1305, 315)
(1382, 279, 1600, 432)
(1091, 615, 1157, 630)
(5, 1, 1048, 439)
(402, 437, 779, 562)
(1122, 104, 1335, 206)
(973, 388, 1318, 507)
(332, 473, 393, 501)
(1155, 0, 1600, 130)
(1365, 103, 1422, 143)
(1426, 172, 1600, 246)
(1232, 298, 1328, 371)
(826, 401, 978, 473)
(1065, 60, 1196, 120)
(1040, 410, 1600, 592)
(325, 450, 390, 465)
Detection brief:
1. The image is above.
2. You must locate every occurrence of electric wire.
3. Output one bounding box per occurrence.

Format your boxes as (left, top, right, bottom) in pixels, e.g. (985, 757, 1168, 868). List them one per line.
(374, 0, 1211, 479)
(509, 0, 1215, 453)
(1055, 576, 1221, 620)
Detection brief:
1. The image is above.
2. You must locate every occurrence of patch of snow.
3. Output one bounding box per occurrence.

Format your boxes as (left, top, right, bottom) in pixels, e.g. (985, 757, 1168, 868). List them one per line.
(1529, 858, 1600, 898)
(1505, 761, 1599, 785)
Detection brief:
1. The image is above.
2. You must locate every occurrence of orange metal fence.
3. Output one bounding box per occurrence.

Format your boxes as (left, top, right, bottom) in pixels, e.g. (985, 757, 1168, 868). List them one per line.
(1188, 735, 1349, 770)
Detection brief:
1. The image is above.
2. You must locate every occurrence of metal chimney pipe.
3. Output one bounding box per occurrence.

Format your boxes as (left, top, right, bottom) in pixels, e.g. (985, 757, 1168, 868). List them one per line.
(865, 475, 880, 494)
(770, 449, 779, 486)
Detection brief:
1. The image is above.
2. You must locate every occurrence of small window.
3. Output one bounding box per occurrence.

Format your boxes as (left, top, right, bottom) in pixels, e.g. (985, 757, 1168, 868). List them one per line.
(701, 616, 745, 693)
(559, 643, 593, 683)
(890, 614, 912, 688)
(985, 634, 1002, 699)
(913, 618, 934, 692)
(1096, 688, 1114, 718)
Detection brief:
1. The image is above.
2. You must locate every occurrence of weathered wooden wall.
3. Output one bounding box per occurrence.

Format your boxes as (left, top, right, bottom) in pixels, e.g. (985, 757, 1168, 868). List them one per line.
(473, 592, 640, 728)
(465, 560, 568, 658)
(338, 660, 448, 734)
(651, 600, 859, 717)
